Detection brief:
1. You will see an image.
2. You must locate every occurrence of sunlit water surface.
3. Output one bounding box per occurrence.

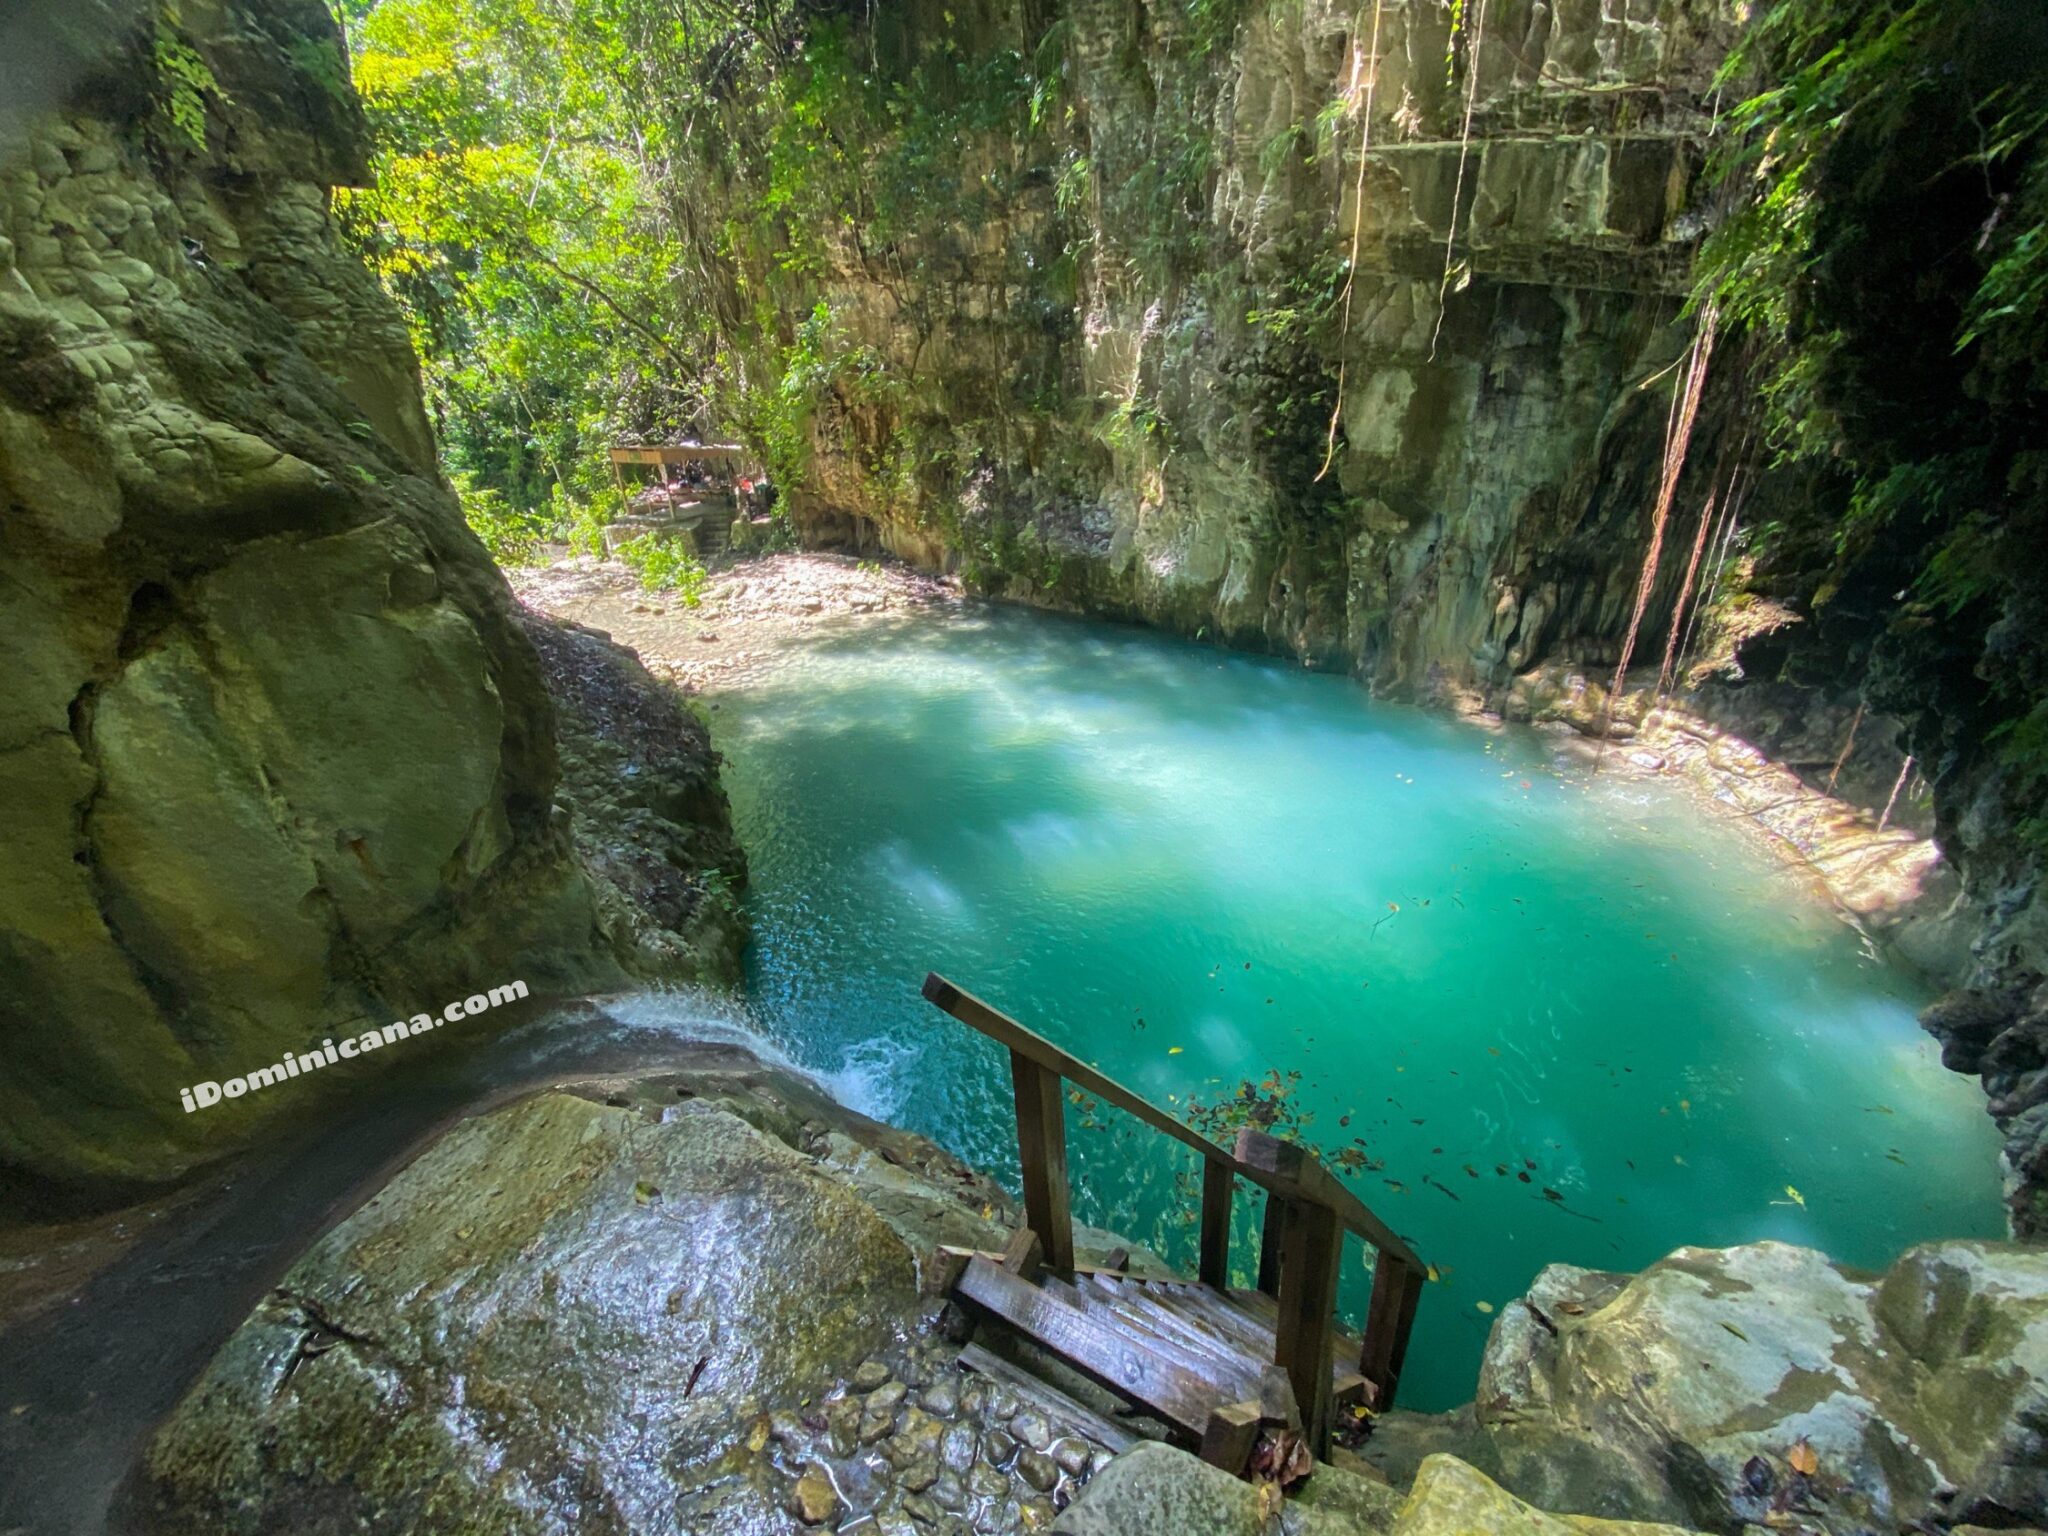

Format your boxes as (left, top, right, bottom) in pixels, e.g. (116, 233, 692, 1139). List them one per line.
(709, 605, 2002, 1410)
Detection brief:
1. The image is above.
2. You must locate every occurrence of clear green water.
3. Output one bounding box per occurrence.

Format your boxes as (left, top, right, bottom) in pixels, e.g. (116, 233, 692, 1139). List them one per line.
(713, 604, 2003, 1411)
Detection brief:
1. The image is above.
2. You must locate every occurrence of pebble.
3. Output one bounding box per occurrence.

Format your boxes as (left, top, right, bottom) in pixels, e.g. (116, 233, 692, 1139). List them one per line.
(852, 1360, 892, 1392)
(866, 1380, 908, 1415)
(941, 1421, 979, 1473)
(982, 1427, 1017, 1467)
(789, 1465, 839, 1525)
(1015, 1450, 1059, 1492)
(1019, 1496, 1058, 1530)
(921, 1377, 960, 1417)
(1050, 1437, 1091, 1476)
(901, 1454, 940, 1493)
(859, 1411, 894, 1445)
(1009, 1410, 1051, 1452)
(931, 1468, 968, 1511)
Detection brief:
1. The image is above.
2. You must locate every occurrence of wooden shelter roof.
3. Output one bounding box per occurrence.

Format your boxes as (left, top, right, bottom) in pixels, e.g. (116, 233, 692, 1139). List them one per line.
(608, 442, 745, 465)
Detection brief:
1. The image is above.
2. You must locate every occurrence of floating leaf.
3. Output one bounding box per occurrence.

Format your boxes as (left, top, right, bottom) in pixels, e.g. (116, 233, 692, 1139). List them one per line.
(1168, 1046, 1184, 1055)
(632, 1181, 661, 1206)
(1787, 1438, 1818, 1477)
(1720, 1320, 1749, 1342)
(1784, 1185, 1805, 1208)
(1475, 1300, 1494, 1314)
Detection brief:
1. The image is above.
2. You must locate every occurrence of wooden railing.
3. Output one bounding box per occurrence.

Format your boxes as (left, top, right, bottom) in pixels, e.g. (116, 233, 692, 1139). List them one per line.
(921, 973, 1427, 1454)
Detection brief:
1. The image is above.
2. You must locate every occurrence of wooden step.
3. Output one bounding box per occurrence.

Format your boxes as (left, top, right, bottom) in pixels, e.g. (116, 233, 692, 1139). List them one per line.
(954, 1257, 1235, 1436)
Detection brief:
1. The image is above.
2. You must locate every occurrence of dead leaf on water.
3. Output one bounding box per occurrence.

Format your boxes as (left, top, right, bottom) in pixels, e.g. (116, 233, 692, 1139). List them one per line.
(1720, 1320, 1749, 1342)
(1788, 1438, 1819, 1477)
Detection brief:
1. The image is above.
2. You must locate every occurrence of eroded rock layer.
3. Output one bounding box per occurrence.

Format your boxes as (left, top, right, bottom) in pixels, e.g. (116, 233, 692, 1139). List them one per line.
(0, 0, 739, 1199)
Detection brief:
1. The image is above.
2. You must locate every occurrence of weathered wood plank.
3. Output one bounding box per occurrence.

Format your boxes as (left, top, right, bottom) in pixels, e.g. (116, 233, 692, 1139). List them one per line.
(1233, 1128, 1422, 1271)
(924, 974, 1426, 1272)
(1360, 1252, 1425, 1412)
(1002, 1225, 1045, 1279)
(1199, 1159, 1233, 1290)
(953, 1258, 1221, 1435)
(1010, 1050, 1075, 1275)
(956, 1342, 1138, 1452)
(1199, 1399, 1262, 1475)
(1257, 1191, 1284, 1296)
(1272, 1195, 1344, 1457)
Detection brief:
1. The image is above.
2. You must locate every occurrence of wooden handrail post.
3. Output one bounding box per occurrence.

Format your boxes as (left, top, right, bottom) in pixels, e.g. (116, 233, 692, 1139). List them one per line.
(1009, 1048, 1076, 1276)
(1256, 1191, 1284, 1296)
(1359, 1251, 1425, 1412)
(1271, 1195, 1343, 1459)
(1198, 1158, 1233, 1288)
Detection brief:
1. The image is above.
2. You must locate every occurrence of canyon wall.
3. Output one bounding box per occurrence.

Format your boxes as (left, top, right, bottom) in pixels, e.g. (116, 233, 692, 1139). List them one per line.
(0, 0, 740, 1202)
(736, 0, 1740, 692)
(707, 0, 2046, 1229)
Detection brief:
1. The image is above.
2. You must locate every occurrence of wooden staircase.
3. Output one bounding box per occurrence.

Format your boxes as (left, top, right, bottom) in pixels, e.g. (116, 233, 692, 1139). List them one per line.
(922, 974, 1427, 1478)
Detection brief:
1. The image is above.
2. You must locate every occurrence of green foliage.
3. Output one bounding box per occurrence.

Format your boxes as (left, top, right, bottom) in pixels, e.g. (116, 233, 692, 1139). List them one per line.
(616, 532, 708, 602)
(455, 473, 548, 564)
(1697, 0, 2048, 843)
(151, 9, 227, 151)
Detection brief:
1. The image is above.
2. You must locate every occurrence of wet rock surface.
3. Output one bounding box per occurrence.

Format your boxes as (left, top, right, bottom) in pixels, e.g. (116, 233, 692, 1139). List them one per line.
(128, 1052, 1119, 1535)
(0, 0, 714, 1198)
(1362, 1239, 2048, 1535)
(518, 612, 749, 981)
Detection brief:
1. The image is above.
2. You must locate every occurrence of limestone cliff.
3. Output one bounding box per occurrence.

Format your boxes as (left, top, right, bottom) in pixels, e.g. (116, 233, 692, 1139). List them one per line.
(729, 0, 1736, 686)
(702, 0, 2048, 1231)
(0, 0, 740, 1201)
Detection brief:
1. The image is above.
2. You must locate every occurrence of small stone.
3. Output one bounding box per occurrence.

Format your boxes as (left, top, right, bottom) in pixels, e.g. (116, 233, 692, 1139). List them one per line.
(901, 1454, 940, 1493)
(1009, 1411, 1051, 1452)
(969, 1462, 1010, 1501)
(921, 1377, 960, 1418)
(941, 1421, 979, 1473)
(1018, 1496, 1057, 1530)
(931, 1468, 968, 1511)
(988, 1388, 1020, 1420)
(1049, 1437, 1091, 1476)
(1015, 1450, 1058, 1492)
(982, 1428, 1017, 1467)
(789, 1465, 839, 1525)
(852, 1360, 892, 1392)
(866, 1380, 908, 1415)
(859, 1411, 894, 1445)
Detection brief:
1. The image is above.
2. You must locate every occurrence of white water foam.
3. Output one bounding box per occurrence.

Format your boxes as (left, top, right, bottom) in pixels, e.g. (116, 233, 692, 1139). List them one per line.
(495, 986, 916, 1123)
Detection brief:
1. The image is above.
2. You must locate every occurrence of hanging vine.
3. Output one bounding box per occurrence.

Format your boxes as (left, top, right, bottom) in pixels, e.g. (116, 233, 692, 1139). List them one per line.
(1313, 0, 1387, 483)
(1428, 0, 1489, 363)
(1594, 301, 1718, 762)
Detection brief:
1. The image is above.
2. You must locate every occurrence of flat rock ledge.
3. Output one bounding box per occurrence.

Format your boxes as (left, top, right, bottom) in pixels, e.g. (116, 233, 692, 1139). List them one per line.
(126, 1050, 1130, 1536)
(126, 1048, 2048, 1536)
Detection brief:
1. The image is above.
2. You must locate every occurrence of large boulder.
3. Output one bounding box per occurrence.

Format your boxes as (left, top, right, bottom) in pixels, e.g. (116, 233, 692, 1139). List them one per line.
(1052, 1442, 1704, 1536)
(0, 0, 741, 1198)
(135, 1084, 923, 1533)
(1367, 1240, 2048, 1533)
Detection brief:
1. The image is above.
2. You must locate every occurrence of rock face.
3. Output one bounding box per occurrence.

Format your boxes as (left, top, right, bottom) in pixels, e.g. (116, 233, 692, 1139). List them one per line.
(1364, 1240, 2048, 1534)
(0, 0, 740, 1198)
(1053, 1440, 1705, 1535)
(131, 1051, 1126, 1535)
(737, 0, 1735, 696)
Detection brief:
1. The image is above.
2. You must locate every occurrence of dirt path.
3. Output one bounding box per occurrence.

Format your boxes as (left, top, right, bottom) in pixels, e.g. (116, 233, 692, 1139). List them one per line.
(509, 551, 961, 695)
